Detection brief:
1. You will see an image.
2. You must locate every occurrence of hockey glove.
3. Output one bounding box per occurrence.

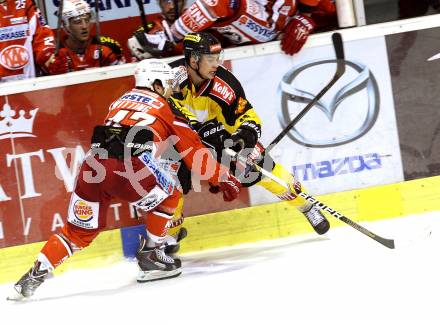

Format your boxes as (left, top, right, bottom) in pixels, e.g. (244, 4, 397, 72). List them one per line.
(127, 30, 175, 60)
(224, 127, 258, 153)
(219, 172, 242, 202)
(38, 48, 71, 75)
(281, 14, 315, 55)
(197, 120, 228, 151)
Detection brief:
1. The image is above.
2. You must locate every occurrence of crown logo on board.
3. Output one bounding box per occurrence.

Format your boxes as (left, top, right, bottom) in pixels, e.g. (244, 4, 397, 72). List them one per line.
(0, 102, 38, 140)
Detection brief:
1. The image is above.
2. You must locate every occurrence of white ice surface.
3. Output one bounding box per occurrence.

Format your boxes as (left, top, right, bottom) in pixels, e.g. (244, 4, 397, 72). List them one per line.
(1, 212, 439, 325)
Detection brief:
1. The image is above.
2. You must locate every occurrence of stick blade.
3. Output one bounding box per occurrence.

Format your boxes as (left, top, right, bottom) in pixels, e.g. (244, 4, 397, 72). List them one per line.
(376, 237, 395, 249)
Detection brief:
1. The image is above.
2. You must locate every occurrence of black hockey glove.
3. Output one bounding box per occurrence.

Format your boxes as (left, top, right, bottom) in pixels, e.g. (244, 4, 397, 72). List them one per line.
(128, 30, 175, 59)
(197, 120, 228, 152)
(224, 127, 258, 153)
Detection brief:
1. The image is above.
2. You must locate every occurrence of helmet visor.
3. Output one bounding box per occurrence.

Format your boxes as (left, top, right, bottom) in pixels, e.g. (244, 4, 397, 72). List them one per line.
(200, 50, 224, 65)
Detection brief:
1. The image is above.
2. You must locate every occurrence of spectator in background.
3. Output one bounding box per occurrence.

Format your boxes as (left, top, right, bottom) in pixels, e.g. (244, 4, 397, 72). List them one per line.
(128, 0, 185, 60)
(128, 0, 337, 59)
(54, 0, 125, 73)
(0, 0, 68, 81)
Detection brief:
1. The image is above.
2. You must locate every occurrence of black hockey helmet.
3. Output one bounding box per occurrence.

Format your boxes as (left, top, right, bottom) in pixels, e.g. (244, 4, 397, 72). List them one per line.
(183, 32, 222, 64)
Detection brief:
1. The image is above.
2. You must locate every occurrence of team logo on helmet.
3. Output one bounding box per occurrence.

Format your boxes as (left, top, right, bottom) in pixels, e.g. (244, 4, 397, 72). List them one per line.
(184, 34, 201, 43)
(73, 200, 94, 222)
(209, 44, 222, 53)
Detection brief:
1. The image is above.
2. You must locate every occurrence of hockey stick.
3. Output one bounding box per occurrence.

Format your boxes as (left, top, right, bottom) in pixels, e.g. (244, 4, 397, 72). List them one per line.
(266, 32, 346, 154)
(93, 0, 103, 67)
(224, 148, 396, 249)
(173, 0, 179, 21)
(135, 0, 149, 32)
(55, 0, 64, 55)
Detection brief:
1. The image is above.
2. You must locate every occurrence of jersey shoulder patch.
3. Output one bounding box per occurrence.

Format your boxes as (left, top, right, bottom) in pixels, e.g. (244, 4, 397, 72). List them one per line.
(98, 36, 123, 55)
(209, 67, 242, 105)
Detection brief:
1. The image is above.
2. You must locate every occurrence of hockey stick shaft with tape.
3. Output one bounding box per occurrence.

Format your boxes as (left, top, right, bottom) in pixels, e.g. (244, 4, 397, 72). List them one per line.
(266, 32, 346, 154)
(55, 0, 64, 56)
(224, 148, 395, 249)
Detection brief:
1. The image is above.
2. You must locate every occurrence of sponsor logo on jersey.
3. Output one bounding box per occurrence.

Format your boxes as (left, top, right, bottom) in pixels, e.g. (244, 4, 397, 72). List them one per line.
(9, 17, 28, 25)
(120, 92, 164, 109)
(73, 200, 94, 222)
(0, 25, 29, 42)
(234, 16, 277, 42)
(139, 151, 175, 195)
(134, 186, 169, 212)
(121, 93, 153, 103)
(68, 194, 99, 229)
(292, 153, 382, 181)
(0, 45, 30, 70)
(136, 193, 159, 210)
(182, 3, 212, 31)
(211, 77, 235, 104)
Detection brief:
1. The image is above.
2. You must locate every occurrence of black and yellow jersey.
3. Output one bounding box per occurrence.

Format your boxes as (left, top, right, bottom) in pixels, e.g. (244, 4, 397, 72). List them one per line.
(169, 58, 262, 139)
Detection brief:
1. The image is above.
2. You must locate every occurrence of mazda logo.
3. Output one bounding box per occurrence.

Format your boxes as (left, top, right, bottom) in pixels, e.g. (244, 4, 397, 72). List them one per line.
(279, 59, 380, 147)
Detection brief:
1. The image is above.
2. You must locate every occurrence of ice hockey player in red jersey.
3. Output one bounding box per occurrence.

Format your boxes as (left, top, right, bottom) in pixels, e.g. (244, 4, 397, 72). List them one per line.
(0, 0, 67, 81)
(131, 0, 336, 58)
(55, 0, 125, 72)
(128, 0, 186, 60)
(172, 0, 336, 54)
(9, 59, 241, 300)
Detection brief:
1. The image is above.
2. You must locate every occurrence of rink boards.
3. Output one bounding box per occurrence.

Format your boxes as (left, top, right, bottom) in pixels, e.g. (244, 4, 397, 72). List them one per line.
(1, 175, 439, 284)
(2, 15, 440, 284)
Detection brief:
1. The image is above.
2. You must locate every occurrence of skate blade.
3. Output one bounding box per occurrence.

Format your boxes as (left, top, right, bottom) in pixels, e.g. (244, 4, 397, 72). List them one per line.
(6, 290, 27, 302)
(137, 268, 182, 283)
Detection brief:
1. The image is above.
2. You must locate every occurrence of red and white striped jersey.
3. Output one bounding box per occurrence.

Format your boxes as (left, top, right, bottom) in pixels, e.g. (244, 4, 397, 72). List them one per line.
(171, 0, 334, 45)
(0, 0, 55, 82)
(171, 0, 301, 44)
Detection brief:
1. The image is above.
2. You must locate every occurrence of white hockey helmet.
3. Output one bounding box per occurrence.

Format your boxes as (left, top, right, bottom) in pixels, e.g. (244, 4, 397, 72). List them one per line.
(62, 0, 91, 26)
(134, 59, 174, 93)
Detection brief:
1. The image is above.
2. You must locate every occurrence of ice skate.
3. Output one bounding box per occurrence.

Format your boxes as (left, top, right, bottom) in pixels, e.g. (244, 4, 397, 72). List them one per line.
(136, 236, 182, 283)
(7, 261, 49, 300)
(303, 205, 330, 235)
